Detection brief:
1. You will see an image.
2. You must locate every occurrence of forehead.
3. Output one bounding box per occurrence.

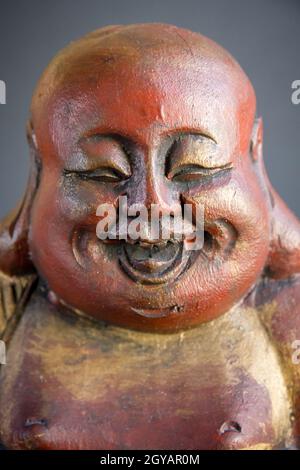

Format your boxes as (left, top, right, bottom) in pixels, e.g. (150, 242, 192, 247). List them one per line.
(32, 31, 255, 160)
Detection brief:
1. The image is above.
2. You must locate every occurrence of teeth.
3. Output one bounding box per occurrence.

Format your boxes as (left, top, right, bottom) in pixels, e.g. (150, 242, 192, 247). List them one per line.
(131, 240, 170, 249)
(119, 238, 179, 251)
(123, 238, 182, 275)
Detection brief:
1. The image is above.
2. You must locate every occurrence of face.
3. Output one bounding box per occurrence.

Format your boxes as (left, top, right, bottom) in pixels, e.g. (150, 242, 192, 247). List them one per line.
(29, 44, 271, 332)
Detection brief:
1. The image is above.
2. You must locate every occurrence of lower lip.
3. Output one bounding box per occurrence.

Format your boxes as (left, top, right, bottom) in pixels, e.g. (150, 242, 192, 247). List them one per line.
(119, 242, 191, 285)
(130, 305, 183, 318)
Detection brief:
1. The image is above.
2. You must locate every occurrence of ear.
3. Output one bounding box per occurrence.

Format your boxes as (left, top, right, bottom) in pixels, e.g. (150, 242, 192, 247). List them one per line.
(251, 117, 300, 279)
(266, 187, 300, 279)
(0, 120, 40, 278)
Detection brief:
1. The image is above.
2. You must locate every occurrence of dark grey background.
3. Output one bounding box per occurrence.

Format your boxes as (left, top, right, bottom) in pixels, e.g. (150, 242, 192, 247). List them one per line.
(0, 0, 299, 218)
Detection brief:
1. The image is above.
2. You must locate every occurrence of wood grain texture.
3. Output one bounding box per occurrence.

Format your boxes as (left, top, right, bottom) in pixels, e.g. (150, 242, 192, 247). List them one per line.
(0, 273, 36, 341)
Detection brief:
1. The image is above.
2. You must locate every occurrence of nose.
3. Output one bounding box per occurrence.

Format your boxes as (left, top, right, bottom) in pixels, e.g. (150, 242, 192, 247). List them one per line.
(126, 165, 181, 217)
(124, 160, 182, 243)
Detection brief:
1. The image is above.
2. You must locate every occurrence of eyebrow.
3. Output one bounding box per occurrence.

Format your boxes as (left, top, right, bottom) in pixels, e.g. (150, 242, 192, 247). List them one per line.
(163, 129, 218, 145)
(80, 127, 218, 147)
(80, 131, 136, 146)
(79, 132, 137, 158)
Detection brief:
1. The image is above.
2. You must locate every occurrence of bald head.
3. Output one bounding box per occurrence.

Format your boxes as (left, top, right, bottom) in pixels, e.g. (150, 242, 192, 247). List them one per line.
(31, 23, 256, 159)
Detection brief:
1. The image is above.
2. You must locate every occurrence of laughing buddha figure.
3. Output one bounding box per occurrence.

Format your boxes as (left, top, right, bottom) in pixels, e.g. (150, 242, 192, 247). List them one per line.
(0, 23, 300, 450)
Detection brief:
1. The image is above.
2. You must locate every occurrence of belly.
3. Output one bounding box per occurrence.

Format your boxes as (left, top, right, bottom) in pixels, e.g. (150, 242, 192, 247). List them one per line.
(0, 289, 291, 449)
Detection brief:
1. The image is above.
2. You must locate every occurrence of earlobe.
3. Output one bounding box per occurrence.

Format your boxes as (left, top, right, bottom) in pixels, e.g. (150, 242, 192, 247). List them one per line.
(250, 117, 263, 163)
(251, 117, 300, 279)
(266, 186, 300, 279)
(0, 120, 40, 278)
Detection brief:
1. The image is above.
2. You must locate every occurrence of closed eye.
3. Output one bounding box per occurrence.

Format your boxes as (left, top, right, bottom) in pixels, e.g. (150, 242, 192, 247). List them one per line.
(167, 163, 233, 183)
(64, 167, 130, 183)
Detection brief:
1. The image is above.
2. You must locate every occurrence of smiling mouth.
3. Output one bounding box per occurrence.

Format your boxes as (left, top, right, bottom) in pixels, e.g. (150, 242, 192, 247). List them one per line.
(72, 219, 237, 286)
(118, 239, 192, 285)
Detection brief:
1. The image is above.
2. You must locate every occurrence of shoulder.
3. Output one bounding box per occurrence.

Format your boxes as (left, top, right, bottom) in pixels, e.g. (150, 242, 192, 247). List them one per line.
(252, 275, 300, 345)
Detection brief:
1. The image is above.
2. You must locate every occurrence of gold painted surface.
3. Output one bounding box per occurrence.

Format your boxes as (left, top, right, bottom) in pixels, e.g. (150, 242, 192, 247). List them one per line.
(0, 288, 292, 449)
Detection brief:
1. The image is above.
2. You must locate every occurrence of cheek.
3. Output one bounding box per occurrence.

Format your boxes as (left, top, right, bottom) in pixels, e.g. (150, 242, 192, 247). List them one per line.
(32, 171, 121, 232)
(177, 171, 271, 313)
(183, 170, 271, 248)
(29, 172, 120, 276)
(28, 175, 129, 316)
(57, 176, 121, 226)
